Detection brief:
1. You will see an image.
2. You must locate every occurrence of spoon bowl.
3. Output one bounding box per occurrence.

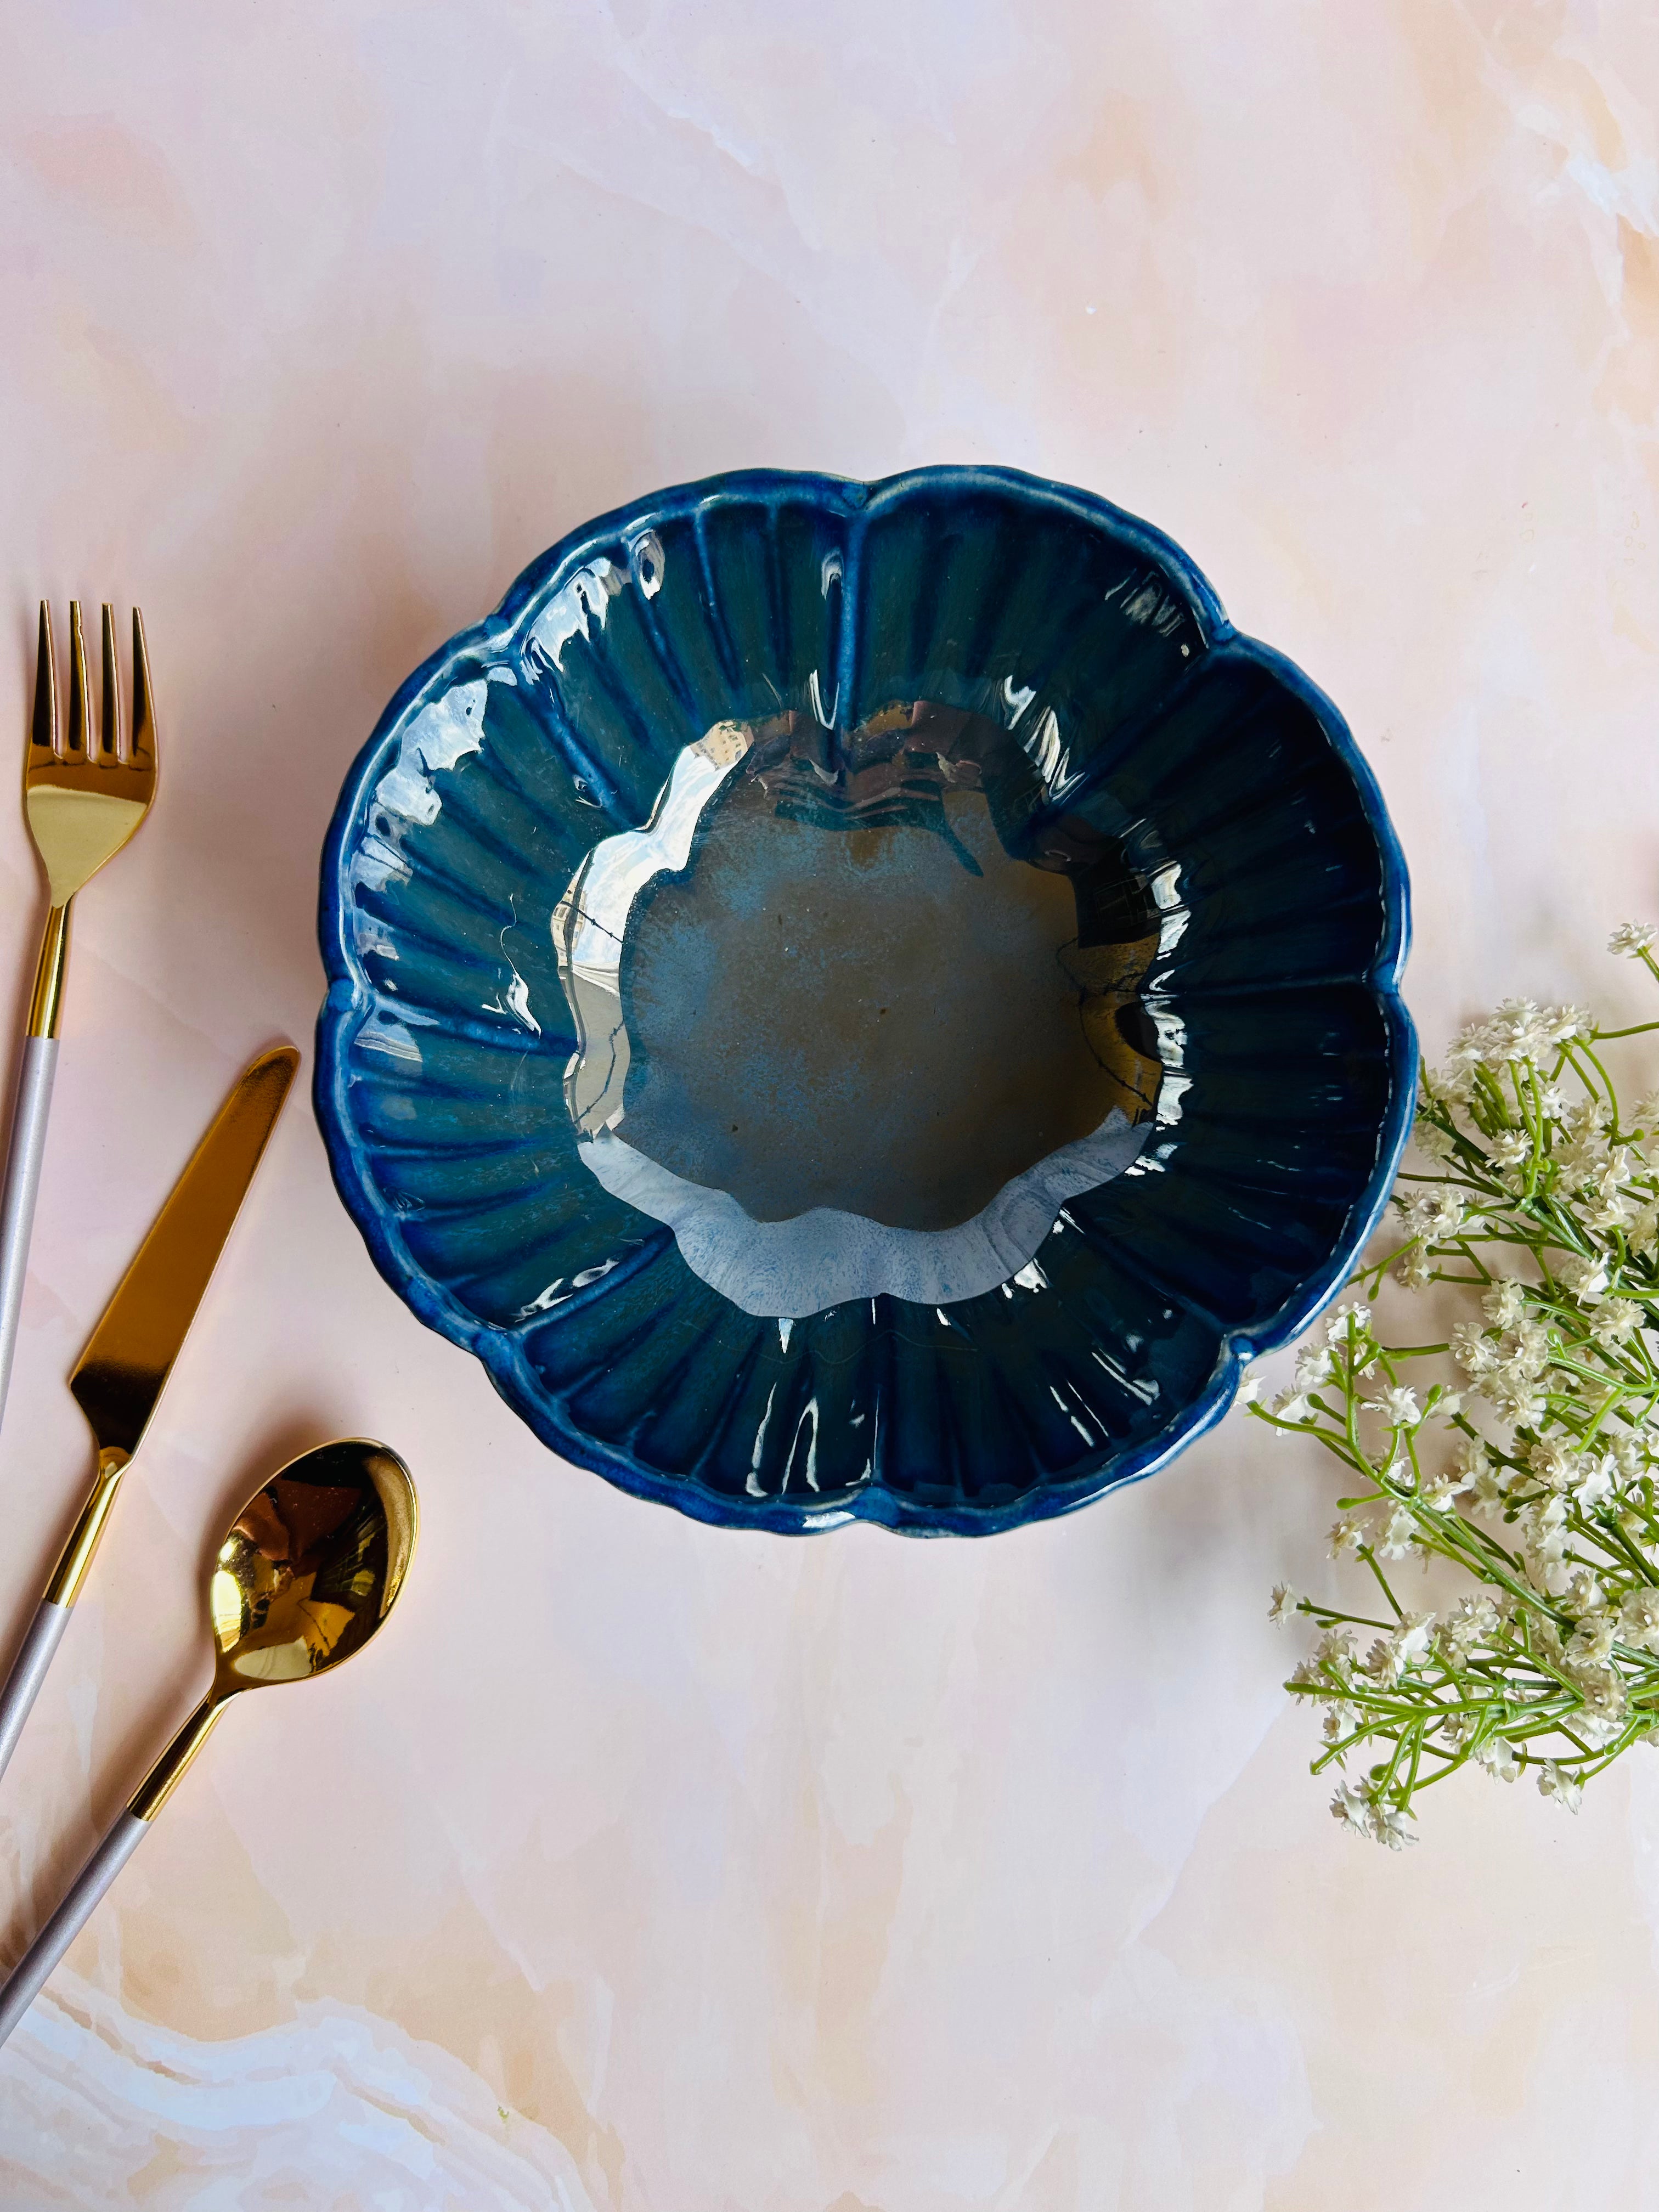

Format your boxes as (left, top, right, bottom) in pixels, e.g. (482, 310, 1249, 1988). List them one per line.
(133, 1437, 417, 1816)
(211, 1437, 417, 1689)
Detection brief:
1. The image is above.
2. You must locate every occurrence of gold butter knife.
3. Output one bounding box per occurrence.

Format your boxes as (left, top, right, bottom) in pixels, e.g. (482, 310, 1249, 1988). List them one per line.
(0, 1044, 298, 1785)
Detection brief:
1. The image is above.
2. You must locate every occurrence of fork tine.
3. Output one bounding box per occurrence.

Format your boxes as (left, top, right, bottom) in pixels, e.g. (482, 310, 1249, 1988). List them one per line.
(97, 605, 121, 767)
(29, 605, 58, 771)
(65, 603, 88, 759)
(130, 608, 156, 770)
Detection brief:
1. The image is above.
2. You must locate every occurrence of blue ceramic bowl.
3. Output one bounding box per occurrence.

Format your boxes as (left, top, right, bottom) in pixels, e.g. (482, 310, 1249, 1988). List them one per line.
(317, 466, 1412, 1535)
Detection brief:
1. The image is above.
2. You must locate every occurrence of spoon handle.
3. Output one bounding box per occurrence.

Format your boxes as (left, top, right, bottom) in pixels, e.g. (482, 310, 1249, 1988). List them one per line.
(0, 1810, 147, 2049)
(0, 1689, 230, 2049)
(0, 1598, 71, 1787)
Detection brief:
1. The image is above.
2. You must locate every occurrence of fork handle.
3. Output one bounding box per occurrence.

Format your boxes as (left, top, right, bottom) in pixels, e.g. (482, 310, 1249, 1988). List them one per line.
(0, 1599, 70, 1787)
(0, 1035, 59, 1429)
(0, 1810, 147, 2049)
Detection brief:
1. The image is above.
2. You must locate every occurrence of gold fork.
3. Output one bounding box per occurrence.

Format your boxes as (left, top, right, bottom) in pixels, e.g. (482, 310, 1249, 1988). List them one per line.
(0, 603, 159, 1428)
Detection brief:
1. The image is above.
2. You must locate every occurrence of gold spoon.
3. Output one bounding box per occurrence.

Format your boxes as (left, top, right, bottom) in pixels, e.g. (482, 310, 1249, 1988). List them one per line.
(0, 1438, 416, 2047)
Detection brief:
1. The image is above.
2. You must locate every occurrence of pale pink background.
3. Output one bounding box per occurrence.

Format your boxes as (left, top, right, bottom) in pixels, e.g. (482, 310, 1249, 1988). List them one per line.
(2, 2, 1658, 2205)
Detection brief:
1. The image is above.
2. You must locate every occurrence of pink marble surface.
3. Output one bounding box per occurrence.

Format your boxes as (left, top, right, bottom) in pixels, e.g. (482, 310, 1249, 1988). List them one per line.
(2, 1, 1658, 2203)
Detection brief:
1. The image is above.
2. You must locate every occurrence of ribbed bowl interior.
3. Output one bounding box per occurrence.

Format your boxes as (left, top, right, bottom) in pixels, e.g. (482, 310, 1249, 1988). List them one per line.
(317, 467, 1413, 1534)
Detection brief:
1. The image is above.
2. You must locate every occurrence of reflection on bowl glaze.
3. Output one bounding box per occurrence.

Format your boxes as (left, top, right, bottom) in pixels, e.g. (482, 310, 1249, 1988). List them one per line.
(316, 466, 1413, 1535)
(554, 700, 1169, 1315)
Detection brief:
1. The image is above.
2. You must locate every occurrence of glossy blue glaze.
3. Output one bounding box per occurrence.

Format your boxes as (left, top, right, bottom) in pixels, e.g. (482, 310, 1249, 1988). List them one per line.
(317, 466, 1413, 1535)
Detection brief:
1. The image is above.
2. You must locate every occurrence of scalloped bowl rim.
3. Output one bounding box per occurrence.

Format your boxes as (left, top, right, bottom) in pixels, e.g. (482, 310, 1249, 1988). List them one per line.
(315, 462, 1415, 1536)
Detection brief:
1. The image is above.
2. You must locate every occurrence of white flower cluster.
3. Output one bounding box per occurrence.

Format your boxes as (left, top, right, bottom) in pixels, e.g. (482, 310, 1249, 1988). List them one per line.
(1330, 1778, 1417, 1849)
(1266, 1300, 1372, 1426)
(1258, 935, 1659, 1845)
(1434, 999, 1589, 1102)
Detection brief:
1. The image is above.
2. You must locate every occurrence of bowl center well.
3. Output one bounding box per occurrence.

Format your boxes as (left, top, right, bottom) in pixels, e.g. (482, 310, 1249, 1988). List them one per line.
(616, 773, 1127, 1233)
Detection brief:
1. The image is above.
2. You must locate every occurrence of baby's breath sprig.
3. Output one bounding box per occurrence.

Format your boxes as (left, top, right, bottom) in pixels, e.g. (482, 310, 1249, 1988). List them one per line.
(1256, 921, 1659, 1847)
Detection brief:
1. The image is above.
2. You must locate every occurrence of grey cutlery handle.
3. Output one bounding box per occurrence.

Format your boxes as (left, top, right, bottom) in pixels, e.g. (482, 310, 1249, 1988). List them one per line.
(0, 1036, 58, 1431)
(0, 1599, 70, 1787)
(0, 1810, 147, 2049)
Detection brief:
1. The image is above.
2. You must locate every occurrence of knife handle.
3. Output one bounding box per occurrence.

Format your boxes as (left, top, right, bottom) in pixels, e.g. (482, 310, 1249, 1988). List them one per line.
(0, 1035, 59, 1436)
(43, 1449, 128, 1609)
(0, 1810, 147, 2049)
(0, 1450, 128, 1790)
(0, 1598, 71, 1788)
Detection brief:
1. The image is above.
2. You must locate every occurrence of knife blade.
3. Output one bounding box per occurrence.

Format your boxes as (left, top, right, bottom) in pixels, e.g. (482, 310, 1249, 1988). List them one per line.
(0, 1043, 297, 1788)
(70, 1043, 298, 1459)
